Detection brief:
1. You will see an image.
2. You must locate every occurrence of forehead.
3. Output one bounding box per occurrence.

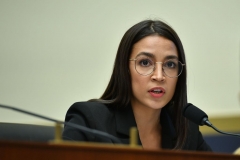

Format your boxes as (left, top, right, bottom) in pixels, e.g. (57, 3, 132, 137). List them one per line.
(131, 35, 178, 59)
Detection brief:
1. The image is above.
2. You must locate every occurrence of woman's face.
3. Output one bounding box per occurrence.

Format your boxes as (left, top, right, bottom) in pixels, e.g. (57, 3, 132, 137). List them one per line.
(129, 35, 178, 111)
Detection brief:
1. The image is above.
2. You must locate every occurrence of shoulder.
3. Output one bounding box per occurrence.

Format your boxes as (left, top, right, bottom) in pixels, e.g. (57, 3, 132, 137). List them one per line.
(68, 101, 111, 113)
(63, 101, 116, 141)
(65, 101, 115, 122)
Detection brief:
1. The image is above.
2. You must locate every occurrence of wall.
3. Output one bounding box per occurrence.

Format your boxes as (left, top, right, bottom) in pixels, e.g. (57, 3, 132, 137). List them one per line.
(0, 0, 239, 124)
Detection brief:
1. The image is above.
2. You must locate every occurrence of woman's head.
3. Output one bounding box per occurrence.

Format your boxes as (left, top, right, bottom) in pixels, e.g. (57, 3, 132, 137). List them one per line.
(101, 20, 187, 110)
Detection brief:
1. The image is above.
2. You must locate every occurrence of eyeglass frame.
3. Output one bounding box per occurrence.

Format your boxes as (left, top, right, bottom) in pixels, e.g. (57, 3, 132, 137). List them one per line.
(129, 58, 185, 78)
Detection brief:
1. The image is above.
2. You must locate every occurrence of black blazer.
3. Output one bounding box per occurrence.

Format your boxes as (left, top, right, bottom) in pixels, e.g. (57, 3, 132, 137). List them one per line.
(62, 102, 212, 151)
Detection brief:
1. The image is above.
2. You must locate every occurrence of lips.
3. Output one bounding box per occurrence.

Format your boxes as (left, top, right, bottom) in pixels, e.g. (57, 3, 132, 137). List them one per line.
(148, 87, 165, 98)
(149, 87, 165, 93)
(150, 89, 163, 93)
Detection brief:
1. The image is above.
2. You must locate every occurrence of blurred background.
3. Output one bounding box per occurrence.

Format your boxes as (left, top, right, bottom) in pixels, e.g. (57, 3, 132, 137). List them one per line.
(0, 0, 239, 153)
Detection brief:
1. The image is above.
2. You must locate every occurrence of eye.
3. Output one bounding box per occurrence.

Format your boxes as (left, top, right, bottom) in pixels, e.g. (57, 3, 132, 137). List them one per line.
(138, 58, 153, 67)
(164, 60, 177, 69)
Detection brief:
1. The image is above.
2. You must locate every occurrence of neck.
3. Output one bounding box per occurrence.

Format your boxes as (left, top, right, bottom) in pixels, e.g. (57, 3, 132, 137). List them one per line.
(132, 103, 161, 128)
(134, 109, 160, 130)
(131, 102, 162, 149)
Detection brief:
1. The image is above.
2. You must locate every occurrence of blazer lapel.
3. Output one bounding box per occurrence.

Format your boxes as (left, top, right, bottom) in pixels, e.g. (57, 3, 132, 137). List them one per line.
(161, 108, 177, 149)
(114, 105, 141, 145)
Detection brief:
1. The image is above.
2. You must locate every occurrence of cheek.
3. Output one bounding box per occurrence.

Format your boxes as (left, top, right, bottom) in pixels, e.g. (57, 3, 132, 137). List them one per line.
(169, 78, 178, 96)
(131, 77, 146, 101)
(130, 71, 140, 88)
(129, 67, 146, 94)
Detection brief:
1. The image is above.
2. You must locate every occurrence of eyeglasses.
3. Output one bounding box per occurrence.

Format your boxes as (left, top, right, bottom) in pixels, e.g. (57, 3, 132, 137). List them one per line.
(129, 56, 185, 78)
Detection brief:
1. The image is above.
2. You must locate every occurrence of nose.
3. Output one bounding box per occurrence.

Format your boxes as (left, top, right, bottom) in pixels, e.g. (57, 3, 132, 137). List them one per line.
(151, 62, 165, 82)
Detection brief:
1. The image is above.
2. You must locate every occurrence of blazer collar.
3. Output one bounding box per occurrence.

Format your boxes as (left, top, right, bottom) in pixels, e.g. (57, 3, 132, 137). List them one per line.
(115, 105, 137, 136)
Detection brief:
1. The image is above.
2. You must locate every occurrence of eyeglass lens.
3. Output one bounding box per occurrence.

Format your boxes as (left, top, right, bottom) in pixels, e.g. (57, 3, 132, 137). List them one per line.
(134, 56, 183, 77)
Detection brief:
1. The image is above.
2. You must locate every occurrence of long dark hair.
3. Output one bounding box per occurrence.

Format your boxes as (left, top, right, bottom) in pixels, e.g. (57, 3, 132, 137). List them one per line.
(90, 19, 188, 149)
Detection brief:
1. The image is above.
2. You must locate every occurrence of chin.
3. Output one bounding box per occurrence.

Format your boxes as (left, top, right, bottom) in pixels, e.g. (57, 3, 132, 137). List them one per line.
(150, 105, 165, 110)
(148, 100, 169, 110)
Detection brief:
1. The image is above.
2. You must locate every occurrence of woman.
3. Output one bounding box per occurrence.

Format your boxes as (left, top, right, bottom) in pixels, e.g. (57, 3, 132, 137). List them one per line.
(62, 19, 212, 151)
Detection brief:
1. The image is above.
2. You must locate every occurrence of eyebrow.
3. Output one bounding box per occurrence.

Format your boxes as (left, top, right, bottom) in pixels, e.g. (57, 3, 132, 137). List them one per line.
(164, 55, 178, 60)
(135, 52, 179, 60)
(135, 52, 154, 58)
